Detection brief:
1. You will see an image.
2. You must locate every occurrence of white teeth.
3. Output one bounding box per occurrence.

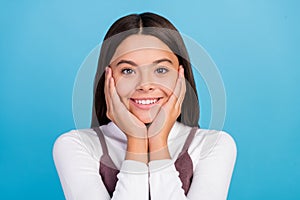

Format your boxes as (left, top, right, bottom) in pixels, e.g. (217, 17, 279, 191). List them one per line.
(134, 99, 158, 105)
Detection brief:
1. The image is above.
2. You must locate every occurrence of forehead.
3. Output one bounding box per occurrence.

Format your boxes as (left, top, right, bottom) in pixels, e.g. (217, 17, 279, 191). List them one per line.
(110, 34, 176, 64)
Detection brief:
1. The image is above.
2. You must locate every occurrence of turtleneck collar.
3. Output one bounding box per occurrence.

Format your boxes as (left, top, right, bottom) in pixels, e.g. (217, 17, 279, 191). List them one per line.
(100, 121, 185, 143)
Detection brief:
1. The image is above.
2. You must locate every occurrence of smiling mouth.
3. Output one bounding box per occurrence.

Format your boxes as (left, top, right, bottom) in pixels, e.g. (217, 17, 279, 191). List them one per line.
(130, 98, 161, 105)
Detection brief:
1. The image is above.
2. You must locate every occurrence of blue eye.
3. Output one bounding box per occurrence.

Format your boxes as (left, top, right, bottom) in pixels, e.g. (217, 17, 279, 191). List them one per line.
(121, 68, 135, 75)
(156, 67, 169, 74)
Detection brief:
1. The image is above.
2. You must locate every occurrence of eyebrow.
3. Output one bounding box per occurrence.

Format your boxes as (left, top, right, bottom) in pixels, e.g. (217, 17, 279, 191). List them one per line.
(116, 58, 173, 67)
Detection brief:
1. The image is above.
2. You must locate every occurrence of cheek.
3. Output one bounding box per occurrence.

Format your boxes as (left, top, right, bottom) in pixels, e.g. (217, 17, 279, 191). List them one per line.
(115, 77, 136, 98)
(154, 73, 178, 94)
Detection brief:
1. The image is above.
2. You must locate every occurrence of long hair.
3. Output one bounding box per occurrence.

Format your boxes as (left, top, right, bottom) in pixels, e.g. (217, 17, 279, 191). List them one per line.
(91, 12, 199, 127)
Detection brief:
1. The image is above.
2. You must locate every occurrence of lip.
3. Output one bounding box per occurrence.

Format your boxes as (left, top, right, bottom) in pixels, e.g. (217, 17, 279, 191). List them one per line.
(129, 97, 162, 110)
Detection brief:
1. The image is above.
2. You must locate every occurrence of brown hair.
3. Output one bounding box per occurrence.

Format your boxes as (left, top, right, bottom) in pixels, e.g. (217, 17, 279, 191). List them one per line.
(91, 12, 199, 127)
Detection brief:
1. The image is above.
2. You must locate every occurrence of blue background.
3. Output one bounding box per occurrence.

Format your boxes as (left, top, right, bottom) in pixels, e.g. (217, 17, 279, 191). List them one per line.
(1, 0, 299, 199)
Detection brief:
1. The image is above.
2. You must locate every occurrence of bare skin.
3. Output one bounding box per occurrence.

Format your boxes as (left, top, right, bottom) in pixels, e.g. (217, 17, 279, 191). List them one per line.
(104, 35, 186, 163)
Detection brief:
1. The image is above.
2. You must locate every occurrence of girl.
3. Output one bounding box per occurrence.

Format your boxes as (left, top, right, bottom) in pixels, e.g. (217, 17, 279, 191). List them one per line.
(53, 12, 237, 200)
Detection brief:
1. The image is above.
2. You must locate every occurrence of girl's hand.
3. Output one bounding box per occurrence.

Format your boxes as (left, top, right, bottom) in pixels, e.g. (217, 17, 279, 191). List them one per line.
(105, 67, 148, 162)
(105, 67, 147, 138)
(147, 66, 186, 160)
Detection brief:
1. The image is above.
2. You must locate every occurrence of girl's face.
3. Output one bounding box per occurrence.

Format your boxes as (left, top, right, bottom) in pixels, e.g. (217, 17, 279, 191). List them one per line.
(109, 34, 180, 123)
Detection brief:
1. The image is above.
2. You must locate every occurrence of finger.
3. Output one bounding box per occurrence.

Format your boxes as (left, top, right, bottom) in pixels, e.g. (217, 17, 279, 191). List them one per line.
(173, 69, 182, 99)
(176, 67, 186, 106)
(104, 67, 113, 116)
(108, 76, 130, 117)
(104, 67, 110, 98)
(108, 76, 121, 107)
(167, 66, 184, 107)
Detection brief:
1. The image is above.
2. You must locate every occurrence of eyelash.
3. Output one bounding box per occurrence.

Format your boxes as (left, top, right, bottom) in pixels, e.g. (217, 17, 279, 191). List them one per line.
(120, 66, 170, 75)
(155, 67, 169, 74)
(121, 68, 135, 75)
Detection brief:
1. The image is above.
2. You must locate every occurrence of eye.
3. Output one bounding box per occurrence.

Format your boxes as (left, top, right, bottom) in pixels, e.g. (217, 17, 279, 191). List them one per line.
(121, 68, 135, 75)
(155, 67, 169, 74)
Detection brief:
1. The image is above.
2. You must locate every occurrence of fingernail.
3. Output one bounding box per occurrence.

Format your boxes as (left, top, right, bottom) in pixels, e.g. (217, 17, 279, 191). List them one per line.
(180, 67, 184, 76)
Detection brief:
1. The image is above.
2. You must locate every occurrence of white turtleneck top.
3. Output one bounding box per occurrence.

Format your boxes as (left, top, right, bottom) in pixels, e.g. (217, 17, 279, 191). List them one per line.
(53, 122, 237, 200)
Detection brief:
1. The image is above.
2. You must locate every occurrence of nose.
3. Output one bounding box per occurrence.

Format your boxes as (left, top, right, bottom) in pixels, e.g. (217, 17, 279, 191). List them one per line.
(135, 70, 155, 92)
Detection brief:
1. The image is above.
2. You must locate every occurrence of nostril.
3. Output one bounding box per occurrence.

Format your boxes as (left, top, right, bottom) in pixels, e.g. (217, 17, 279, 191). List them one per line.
(137, 84, 155, 91)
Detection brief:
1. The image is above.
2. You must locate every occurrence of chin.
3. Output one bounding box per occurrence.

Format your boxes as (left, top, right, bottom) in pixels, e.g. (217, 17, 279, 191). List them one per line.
(139, 117, 154, 124)
(133, 113, 155, 124)
(131, 108, 161, 124)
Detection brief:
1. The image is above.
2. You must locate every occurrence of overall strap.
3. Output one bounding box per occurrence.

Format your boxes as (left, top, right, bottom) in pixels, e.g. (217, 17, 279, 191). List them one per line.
(179, 127, 198, 155)
(93, 126, 119, 198)
(93, 127, 109, 156)
(174, 126, 198, 195)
